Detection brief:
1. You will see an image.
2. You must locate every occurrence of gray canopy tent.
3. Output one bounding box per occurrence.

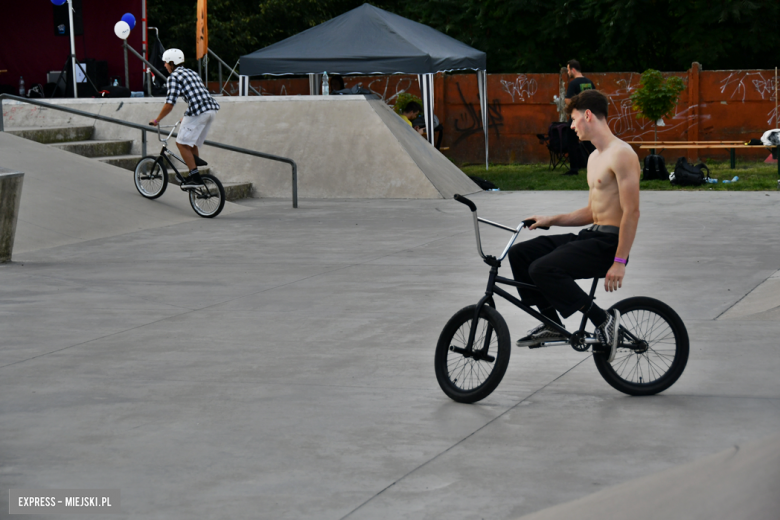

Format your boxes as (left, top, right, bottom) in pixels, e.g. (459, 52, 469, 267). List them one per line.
(240, 3, 489, 167)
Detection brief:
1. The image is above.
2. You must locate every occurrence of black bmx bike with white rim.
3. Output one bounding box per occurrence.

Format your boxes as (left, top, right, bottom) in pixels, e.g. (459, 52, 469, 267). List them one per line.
(133, 121, 226, 218)
(435, 194, 689, 403)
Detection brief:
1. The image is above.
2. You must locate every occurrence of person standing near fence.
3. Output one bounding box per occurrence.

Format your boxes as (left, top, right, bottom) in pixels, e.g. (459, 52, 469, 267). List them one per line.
(563, 60, 596, 176)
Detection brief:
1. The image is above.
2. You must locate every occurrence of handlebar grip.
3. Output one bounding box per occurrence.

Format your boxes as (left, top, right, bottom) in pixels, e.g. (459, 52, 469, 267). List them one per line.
(522, 219, 550, 230)
(454, 194, 477, 212)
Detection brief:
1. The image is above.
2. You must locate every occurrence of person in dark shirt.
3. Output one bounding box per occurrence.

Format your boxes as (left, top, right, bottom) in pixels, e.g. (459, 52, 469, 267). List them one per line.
(565, 60, 594, 104)
(563, 60, 596, 176)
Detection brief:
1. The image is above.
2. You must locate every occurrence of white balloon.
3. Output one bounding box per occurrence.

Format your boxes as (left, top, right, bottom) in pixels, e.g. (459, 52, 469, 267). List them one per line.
(114, 21, 131, 40)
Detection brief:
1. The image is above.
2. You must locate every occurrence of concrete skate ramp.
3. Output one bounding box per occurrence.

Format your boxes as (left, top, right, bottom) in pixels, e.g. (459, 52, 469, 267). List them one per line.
(516, 433, 780, 520)
(2, 96, 479, 199)
(718, 270, 780, 321)
(0, 132, 249, 255)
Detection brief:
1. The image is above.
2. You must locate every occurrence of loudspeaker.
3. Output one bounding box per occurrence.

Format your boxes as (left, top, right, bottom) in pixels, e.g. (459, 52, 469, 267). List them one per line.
(64, 59, 108, 97)
(53, 0, 83, 36)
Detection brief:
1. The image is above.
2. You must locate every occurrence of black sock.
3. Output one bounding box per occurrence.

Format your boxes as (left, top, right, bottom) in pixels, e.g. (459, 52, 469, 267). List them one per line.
(539, 305, 562, 326)
(189, 168, 199, 177)
(583, 301, 607, 328)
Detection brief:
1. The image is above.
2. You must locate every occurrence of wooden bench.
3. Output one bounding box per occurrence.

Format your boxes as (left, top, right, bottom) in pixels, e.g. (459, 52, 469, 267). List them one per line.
(628, 141, 775, 173)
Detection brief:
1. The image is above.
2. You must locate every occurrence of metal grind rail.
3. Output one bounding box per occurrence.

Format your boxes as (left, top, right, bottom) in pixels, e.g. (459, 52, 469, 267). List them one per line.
(0, 94, 298, 208)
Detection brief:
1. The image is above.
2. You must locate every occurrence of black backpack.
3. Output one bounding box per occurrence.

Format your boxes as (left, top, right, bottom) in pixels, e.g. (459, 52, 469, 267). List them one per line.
(670, 157, 710, 186)
(548, 122, 570, 152)
(642, 154, 669, 181)
(468, 176, 498, 191)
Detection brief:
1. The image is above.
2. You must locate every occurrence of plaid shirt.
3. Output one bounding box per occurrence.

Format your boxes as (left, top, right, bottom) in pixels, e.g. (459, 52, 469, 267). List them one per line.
(165, 67, 220, 117)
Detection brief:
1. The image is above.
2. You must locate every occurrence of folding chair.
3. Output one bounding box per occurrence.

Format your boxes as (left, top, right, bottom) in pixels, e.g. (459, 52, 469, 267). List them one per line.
(537, 122, 570, 170)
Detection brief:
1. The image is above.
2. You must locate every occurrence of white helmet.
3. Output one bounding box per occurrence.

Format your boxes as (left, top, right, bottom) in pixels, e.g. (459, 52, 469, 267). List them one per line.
(162, 48, 185, 66)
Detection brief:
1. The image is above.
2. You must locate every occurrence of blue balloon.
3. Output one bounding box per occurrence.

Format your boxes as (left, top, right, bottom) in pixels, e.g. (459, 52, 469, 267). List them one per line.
(121, 13, 136, 30)
(51, 0, 67, 5)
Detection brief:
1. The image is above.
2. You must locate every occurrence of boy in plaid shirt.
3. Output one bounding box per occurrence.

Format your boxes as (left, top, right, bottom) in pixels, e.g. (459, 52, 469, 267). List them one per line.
(150, 48, 220, 188)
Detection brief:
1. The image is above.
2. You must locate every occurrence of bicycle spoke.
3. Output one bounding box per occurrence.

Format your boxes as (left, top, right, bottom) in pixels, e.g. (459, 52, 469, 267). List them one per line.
(606, 307, 680, 385)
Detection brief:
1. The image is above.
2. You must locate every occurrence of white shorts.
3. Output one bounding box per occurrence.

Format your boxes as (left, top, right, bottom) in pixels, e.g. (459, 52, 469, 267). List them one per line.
(176, 110, 216, 148)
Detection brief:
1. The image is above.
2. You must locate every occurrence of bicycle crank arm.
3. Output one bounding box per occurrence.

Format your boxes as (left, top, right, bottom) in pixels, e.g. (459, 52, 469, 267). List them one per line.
(449, 346, 495, 363)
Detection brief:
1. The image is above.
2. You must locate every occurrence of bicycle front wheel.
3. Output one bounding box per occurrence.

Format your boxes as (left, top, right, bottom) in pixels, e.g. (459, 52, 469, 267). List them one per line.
(435, 305, 510, 403)
(134, 156, 168, 199)
(593, 297, 689, 396)
(189, 174, 225, 218)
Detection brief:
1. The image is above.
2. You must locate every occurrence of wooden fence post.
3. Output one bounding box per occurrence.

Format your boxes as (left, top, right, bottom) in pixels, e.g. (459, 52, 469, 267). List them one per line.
(687, 62, 701, 162)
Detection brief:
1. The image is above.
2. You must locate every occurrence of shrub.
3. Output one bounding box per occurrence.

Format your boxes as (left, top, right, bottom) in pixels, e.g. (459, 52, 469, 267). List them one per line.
(394, 92, 423, 115)
(630, 69, 686, 141)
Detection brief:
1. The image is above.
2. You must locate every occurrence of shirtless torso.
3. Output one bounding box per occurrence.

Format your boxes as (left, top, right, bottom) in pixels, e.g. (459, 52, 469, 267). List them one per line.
(527, 105, 640, 292)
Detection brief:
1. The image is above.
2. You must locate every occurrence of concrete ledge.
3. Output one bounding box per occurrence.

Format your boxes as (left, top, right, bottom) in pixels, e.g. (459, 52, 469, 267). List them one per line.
(96, 155, 143, 171)
(0, 168, 24, 263)
(6, 125, 94, 144)
(51, 140, 133, 158)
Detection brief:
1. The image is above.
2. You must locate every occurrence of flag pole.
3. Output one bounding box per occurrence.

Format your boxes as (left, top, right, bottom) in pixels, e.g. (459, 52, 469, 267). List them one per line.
(67, 0, 78, 98)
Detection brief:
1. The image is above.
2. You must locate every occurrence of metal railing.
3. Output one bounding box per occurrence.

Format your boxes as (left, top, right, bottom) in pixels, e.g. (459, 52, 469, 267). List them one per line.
(207, 50, 263, 97)
(0, 94, 298, 208)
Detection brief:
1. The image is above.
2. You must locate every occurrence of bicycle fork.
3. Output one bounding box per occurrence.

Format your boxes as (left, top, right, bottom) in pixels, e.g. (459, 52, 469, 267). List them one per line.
(455, 267, 499, 362)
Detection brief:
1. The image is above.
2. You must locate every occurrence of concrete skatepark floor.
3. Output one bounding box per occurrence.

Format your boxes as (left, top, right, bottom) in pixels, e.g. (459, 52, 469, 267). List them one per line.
(2, 191, 780, 519)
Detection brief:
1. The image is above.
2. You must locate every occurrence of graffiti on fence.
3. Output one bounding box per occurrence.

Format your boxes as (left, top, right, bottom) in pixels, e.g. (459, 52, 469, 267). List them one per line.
(499, 75, 538, 102)
(359, 77, 414, 104)
(452, 82, 504, 146)
(719, 71, 777, 102)
(599, 74, 700, 139)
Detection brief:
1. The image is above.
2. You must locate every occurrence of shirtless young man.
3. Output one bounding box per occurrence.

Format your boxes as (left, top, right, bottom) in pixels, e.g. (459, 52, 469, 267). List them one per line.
(508, 89, 640, 362)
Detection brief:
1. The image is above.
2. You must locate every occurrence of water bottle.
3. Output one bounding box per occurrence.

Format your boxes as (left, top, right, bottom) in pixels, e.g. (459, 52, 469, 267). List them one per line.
(322, 71, 329, 96)
(19, 76, 25, 97)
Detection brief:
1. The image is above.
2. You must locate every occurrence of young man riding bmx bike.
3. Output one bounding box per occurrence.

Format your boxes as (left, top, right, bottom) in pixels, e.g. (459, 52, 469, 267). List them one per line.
(510, 89, 641, 363)
(149, 48, 220, 189)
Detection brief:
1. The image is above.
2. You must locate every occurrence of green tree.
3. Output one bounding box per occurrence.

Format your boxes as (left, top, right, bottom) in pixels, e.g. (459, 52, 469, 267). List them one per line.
(148, 0, 780, 75)
(629, 69, 685, 141)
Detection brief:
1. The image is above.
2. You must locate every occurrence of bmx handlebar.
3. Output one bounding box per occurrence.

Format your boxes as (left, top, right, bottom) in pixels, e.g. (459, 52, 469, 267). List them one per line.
(148, 121, 180, 143)
(453, 193, 549, 263)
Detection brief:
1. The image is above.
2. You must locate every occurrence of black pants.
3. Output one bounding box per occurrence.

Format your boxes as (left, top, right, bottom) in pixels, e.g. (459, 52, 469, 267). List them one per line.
(566, 124, 595, 170)
(508, 230, 619, 318)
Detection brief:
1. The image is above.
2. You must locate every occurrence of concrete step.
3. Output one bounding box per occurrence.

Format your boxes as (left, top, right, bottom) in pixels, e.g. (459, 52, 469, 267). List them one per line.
(6, 125, 94, 144)
(167, 170, 251, 201)
(50, 139, 133, 158)
(96, 154, 142, 171)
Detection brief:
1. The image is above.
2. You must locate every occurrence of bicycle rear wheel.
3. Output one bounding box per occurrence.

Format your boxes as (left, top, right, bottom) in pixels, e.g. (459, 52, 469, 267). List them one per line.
(189, 174, 225, 218)
(435, 305, 510, 403)
(593, 297, 689, 396)
(134, 156, 168, 199)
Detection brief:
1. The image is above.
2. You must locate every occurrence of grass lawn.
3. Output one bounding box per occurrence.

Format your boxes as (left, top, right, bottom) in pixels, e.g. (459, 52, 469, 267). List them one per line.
(461, 160, 779, 191)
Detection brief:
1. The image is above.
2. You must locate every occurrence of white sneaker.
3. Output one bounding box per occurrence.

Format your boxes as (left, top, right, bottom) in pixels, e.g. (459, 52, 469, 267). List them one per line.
(516, 323, 566, 347)
(595, 309, 621, 362)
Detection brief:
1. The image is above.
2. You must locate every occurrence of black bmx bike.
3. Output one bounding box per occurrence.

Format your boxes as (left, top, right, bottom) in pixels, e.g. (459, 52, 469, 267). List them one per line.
(133, 121, 226, 218)
(435, 195, 689, 403)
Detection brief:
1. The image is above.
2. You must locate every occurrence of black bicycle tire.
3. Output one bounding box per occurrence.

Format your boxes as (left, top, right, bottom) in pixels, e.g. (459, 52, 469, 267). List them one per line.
(133, 156, 168, 199)
(593, 297, 689, 396)
(189, 174, 225, 218)
(435, 305, 511, 403)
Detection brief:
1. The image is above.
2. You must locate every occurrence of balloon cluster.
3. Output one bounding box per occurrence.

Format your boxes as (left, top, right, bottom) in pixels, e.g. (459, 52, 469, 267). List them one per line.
(114, 13, 136, 40)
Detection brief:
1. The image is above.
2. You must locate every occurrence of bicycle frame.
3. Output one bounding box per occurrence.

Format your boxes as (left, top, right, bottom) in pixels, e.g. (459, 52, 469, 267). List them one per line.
(153, 122, 188, 177)
(453, 194, 639, 357)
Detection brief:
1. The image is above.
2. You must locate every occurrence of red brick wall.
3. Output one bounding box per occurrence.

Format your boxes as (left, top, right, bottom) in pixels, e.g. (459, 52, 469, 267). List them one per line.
(211, 64, 778, 164)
